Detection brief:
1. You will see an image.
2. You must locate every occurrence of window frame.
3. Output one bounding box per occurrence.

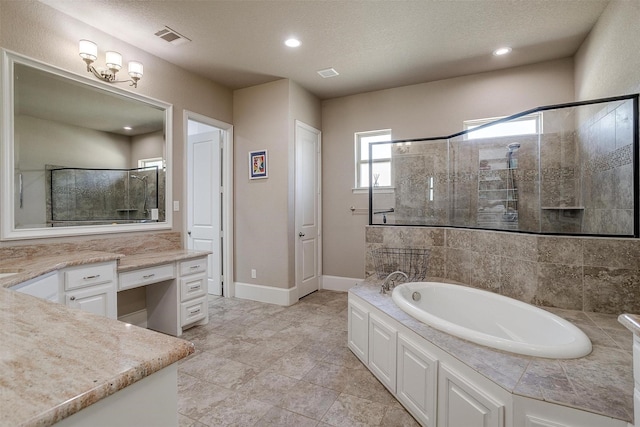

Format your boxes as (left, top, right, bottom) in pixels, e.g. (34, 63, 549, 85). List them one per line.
(354, 129, 392, 190)
(463, 112, 542, 140)
(138, 157, 165, 171)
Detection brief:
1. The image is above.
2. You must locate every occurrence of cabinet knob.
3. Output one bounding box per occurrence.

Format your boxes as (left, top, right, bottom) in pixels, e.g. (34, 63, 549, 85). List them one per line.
(70, 296, 76, 301)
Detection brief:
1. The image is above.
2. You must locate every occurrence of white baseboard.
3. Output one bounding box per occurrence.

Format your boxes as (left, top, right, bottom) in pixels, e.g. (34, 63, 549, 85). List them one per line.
(321, 275, 363, 292)
(118, 309, 148, 328)
(234, 282, 299, 306)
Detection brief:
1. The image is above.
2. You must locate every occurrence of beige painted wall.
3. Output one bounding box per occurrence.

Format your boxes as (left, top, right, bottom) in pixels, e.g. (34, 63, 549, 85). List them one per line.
(574, 0, 640, 99)
(131, 131, 164, 169)
(322, 58, 575, 279)
(234, 80, 290, 288)
(287, 81, 322, 286)
(0, 0, 233, 247)
(233, 79, 320, 289)
(15, 115, 131, 227)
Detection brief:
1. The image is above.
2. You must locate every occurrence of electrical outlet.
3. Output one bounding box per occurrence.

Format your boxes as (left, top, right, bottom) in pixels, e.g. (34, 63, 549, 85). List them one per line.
(251, 269, 257, 279)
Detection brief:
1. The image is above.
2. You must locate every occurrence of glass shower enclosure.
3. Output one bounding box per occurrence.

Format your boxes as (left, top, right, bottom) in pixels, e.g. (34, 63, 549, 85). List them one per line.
(369, 94, 639, 237)
(47, 166, 162, 226)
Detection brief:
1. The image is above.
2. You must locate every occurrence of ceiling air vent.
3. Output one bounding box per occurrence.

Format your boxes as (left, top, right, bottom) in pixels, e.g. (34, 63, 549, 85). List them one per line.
(155, 26, 191, 46)
(317, 68, 339, 78)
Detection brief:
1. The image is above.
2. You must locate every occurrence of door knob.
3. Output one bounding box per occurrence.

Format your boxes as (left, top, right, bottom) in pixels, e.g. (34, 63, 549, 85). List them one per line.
(188, 230, 191, 236)
(298, 232, 305, 237)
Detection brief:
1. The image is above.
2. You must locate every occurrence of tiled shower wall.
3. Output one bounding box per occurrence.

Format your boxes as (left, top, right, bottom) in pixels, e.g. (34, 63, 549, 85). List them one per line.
(365, 225, 640, 314)
(579, 100, 635, 235)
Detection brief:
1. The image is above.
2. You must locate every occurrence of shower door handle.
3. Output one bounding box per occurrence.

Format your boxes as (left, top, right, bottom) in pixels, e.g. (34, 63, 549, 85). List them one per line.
(298, 232, 305, 237)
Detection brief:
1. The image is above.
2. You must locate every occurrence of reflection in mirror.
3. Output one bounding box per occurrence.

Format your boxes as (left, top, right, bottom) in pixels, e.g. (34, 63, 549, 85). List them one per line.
(1, 50, 172, 240)
(370, 95, 638, 237)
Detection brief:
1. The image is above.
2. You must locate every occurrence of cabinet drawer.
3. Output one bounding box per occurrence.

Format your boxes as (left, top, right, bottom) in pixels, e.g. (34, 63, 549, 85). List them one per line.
(180, 273, 207, 301)
(179, 257, 207, 276)
(119, 264, 175, 291)
(181, 296, 207, 326)
(64, 263, 115, 291)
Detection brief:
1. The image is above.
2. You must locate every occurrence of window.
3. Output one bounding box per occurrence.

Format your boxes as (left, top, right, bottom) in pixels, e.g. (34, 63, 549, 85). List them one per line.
(464, 113, 541, 140)
(355, 129, 392, 189)
(138, 157, 164, 170)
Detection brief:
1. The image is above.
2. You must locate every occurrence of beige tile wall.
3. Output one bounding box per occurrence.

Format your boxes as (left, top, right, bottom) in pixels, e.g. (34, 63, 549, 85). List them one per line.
(365, 225, 640, 314)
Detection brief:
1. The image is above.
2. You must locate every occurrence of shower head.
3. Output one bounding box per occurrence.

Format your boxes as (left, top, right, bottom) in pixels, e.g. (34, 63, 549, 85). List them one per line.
(507, 142, 521, 152)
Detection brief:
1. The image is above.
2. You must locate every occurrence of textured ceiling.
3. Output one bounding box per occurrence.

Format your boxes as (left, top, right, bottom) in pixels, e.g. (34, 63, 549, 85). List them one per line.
(39, 0, 609, 100)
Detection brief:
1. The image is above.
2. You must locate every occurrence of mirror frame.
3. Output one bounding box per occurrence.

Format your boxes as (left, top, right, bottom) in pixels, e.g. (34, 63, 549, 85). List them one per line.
(1, 49, 173, 240)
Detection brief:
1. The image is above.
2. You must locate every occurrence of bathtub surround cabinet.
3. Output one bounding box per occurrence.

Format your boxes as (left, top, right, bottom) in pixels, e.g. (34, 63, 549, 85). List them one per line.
(349, 283, 631, 427)
(619, 314, 640, 427)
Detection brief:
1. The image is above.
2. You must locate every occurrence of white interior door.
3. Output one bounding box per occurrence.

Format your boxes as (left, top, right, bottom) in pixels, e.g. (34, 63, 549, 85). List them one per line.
(187, 126, 222, 295)
(295, 121, 321, 298)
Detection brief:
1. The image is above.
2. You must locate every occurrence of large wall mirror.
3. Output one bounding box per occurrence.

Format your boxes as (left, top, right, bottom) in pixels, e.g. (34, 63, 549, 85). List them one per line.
(1, 50, 173, 240)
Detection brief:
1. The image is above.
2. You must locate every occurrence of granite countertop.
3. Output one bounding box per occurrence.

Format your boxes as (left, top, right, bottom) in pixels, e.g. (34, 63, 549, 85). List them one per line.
(0, 288, 194, 427)
(117, 249, 210, 272)
(0, 251, 124, 289)
(350, 281, 634, 423)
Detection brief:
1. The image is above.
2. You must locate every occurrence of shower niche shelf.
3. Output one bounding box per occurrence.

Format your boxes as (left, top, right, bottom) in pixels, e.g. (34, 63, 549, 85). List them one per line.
(541, 206, 584, 210)
(477, 148, 519, 228)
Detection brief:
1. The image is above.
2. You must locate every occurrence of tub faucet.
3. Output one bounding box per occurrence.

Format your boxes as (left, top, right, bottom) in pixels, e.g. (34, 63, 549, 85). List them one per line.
(380, 271, 408, 294)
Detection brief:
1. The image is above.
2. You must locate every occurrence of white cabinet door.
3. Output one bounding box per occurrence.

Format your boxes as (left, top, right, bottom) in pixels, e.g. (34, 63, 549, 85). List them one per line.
(513, 395, 627, 427)
(438, 364, 505, 427)
(11, 271, 59, 302)
(65, 283, 116, 319)
(369, 313, 397, 393)
(348, 300, 369, 364)
(397, 334, 438, 426)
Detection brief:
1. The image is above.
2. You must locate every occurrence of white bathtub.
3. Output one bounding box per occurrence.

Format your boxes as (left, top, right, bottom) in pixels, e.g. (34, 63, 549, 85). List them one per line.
(391, 282, 592, 359)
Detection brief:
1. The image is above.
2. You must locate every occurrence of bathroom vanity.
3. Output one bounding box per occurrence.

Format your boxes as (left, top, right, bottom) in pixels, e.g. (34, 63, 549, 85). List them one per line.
(5, 249, 210, 337)
(0, 276, 194, 426)
(118, 251, 210, 336)
(0, 246, 209, 426)
(349, 282, 632, 427)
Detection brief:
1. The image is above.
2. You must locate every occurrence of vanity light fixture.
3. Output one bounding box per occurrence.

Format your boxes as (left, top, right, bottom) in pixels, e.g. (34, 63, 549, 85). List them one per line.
(79, 39, 144, 88)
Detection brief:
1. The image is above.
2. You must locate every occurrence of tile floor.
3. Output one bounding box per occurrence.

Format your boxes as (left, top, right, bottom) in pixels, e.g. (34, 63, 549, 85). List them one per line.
(177, 290, 420, 426)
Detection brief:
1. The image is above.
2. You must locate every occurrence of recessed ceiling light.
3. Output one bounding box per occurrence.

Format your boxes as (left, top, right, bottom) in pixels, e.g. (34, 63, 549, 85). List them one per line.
(285, 38, 301, 48)
(123, 126, 132, 131)
(493, 47, 512, 56)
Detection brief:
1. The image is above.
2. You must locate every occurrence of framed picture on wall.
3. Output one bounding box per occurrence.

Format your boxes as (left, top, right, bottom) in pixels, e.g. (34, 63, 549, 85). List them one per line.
(249, 150, 268, 179)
